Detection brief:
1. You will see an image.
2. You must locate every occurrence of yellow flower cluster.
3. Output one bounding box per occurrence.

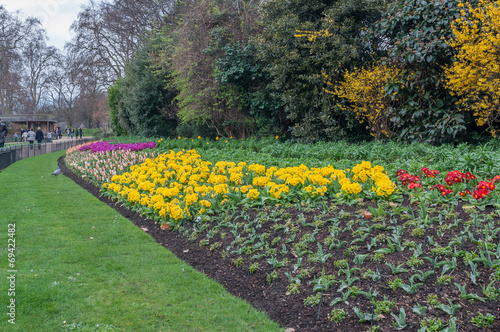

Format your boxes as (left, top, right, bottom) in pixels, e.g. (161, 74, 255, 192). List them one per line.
(445, 0, 500, 136)
(102, 150, 397, 223)
(325, 64, 403, 139)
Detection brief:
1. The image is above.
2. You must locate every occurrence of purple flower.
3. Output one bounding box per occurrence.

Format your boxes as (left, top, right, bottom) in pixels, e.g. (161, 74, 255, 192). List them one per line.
(80, 141, 156, 153)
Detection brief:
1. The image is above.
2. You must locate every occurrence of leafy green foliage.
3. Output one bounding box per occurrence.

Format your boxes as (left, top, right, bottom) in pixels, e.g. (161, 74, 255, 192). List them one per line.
(114, 34, 178, 137)
(107, 78, 127, 136)
(255, 0, 382, 141)
(365, 0, 480, 144)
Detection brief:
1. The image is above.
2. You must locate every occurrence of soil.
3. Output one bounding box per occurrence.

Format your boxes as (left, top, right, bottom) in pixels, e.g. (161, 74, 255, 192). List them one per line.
(59, 156, 500, 332)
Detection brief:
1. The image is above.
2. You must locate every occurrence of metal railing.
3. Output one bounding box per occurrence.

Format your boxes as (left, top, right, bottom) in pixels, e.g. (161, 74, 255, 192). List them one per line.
(0, 138, 91, 171)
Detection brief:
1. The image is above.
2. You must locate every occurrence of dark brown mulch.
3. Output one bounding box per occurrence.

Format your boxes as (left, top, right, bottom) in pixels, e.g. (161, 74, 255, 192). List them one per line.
(58, 156, 500, 332)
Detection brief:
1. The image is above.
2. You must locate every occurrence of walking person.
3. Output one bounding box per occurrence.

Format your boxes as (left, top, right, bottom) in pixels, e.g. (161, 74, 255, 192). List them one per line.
(22, 130, 28, 142)
(14, 133, 18, 142)
(35, 127, 44, 149)
(27, 128, 35, 149)
(70, 128, 74, 139)
(0, 119, 8, 148)
(79, 128, 83, 139)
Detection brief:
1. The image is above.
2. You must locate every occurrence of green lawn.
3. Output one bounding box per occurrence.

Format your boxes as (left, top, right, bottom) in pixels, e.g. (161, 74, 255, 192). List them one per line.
(0, 151, 282, 331)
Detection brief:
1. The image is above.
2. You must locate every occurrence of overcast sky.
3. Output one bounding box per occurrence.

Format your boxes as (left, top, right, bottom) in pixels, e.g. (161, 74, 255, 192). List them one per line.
(2, 0, 89, 50)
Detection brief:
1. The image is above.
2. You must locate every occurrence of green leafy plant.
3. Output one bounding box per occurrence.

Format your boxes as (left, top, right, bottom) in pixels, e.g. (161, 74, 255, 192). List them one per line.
(454, 283, 486, 302)
(419, 317, 444, 332)
(400, 277, 423, 294)
(388, 278, 403, 291)
(248, 262, 260, 274)
(330, 308, 348, 323)
(309, 268, 335, 319)
(436, 275, 454, 285)
(406, 256, 425, 268)
(391, 308, 407, 330)
(233, 257, 244, 268)
(352, 307, 379, 323)
(435, 299, 461, 316)
(412, 303, 427, 316)
(471, 313, 495, 328)
(426, 294, 440, 307)
(303, 292, 321, 307)
(386, 262, 409, 275)
(266, 270, 279, 283)
(374, 296, 395, 315)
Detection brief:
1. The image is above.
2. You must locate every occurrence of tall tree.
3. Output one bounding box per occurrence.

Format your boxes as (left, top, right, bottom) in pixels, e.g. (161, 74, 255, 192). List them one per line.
(69, 0, 174, 84)
(113, 34, 178, 137)
(167, 0, 276, 138)
(22, 30, 60, 114)
(0, 6, 41, 115)
(255, 0, 382, 141)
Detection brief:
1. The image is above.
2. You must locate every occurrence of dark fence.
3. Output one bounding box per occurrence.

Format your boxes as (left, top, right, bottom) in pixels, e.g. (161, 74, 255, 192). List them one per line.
(0, 138, 91, 171)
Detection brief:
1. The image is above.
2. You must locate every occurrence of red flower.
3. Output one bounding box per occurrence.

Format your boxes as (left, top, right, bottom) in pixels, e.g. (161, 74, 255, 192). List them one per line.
(396, 169, 409, 176)
(473, 188, 489, 200)
(476, 181, 495, 191)
(427, 170, 439, 178)
(473, 181, 495, 200)
(399, 174, 420, 186)
(408, 183, 422, 189)
(445, 170, 465, 185)
(465, 172, 476, 182)
(441, 189, 454, 196)
(430, 184, 446, 192)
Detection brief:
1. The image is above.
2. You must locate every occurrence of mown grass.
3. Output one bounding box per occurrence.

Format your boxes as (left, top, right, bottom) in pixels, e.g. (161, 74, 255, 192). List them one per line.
(0, 151, 282, 331)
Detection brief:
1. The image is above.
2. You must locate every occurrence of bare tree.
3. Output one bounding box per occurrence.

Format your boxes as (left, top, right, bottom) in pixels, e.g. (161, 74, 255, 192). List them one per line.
(0, 6, 41, 115)
(68, 0, 174, 84)
(22, 30, 60, 114)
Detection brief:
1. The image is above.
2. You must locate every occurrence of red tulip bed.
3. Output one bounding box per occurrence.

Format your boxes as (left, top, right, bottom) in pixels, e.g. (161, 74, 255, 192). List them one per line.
(63, 139, 500, 331)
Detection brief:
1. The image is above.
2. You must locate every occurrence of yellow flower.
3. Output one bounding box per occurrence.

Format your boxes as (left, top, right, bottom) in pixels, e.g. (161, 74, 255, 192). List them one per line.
(200, 200, 211, 208)
(247, 189, 260, 200)
(253, 176, 269, 187)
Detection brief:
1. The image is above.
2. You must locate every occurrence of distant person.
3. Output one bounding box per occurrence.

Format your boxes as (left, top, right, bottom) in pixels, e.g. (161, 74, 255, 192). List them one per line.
(35, 127, 44, 149)
(0, 119, 7, 148)
(70, 128, 74, 139)
(14, 133, 18, 142)
(58, 129, 62, 139)
(22, 130, 28, 142)
(47, 131, 52, 143)
(79, 128, 83, 139)
(27, 128, 35, 149)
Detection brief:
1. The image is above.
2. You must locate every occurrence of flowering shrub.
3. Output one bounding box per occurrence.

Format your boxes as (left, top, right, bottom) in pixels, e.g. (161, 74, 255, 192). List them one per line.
(100, 150, 397, 225)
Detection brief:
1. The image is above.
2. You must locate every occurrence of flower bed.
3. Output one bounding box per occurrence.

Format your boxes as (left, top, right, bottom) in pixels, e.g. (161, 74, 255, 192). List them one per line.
(79, 140, 156, 153)
(66, 148, 157, 184)
(397, 167, 500, 206)
(65, 140, 500, 331)
(100, 149, 397, 225)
